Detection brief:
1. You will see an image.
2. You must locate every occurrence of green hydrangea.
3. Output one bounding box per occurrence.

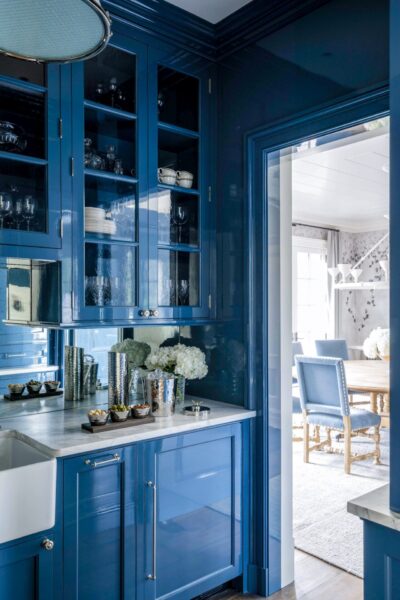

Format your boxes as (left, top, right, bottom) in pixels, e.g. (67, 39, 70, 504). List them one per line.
(111, 338, 151, 368)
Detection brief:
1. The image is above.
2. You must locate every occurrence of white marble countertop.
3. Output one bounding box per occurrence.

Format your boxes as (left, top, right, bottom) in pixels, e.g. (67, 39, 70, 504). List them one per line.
(348, 484, 400, 531)
(0, 397, 256, 458)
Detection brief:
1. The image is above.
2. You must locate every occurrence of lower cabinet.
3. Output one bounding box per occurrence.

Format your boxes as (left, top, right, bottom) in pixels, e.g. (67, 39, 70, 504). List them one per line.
(138, 423, 243, 600)
(62, 424, 245, 600)
(63, 445, 136, 600)
(0, 532, 55, 600)
(364, 519, 400, 600)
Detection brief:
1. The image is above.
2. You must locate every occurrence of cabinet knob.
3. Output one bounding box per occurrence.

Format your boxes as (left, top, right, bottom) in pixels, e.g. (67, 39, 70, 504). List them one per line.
(139, 309, 150, 318)
(41, 538, 54, 551)
(150, 310, 159, 318)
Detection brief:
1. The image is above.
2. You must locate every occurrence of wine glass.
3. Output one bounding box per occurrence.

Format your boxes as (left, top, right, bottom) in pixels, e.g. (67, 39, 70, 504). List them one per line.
(0, 192, 11, 228)
(12, 197, 25, 230)
(171, 203, 189, 244)
(22, 195, 36, 231)
(178, 279, 189, 305)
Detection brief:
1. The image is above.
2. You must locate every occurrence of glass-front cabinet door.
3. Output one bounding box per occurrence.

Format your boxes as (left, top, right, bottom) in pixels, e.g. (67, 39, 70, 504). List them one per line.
(148, 56, 212, 320)
(71, 36, 148, 322)
(0, 55, 61, 253)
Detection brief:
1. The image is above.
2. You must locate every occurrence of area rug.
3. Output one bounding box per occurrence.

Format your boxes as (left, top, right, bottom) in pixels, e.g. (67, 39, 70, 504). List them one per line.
(293, 429, 389, 577)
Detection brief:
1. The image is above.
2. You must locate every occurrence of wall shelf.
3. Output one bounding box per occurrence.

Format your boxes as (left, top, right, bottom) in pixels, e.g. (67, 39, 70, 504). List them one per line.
(334, 281, 389, 290)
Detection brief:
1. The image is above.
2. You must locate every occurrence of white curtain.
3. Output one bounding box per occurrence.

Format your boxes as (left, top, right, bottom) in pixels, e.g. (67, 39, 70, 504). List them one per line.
(327, 230, 339, 338)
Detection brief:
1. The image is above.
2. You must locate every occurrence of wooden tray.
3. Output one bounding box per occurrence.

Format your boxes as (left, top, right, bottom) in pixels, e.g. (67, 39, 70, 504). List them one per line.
(82, 415, 155, 433)
(3, 390, 63, 401)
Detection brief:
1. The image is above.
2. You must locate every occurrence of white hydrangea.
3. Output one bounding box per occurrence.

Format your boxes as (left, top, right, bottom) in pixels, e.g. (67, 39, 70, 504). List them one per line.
(145, 343, 208, 380)
(363, 328, 390, 359)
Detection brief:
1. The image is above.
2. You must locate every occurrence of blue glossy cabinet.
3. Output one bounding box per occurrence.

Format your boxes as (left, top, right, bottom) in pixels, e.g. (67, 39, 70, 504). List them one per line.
(0, 55, 62, 259)
(61, 424, 245, 600)
(63, 446, 136, 600)
(0, 532, 55, 600)
(138, 424, 243, 600)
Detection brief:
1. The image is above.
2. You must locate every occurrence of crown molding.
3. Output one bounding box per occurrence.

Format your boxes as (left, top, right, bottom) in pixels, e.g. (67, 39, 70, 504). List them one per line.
(104, 0, 216, 60)
(215, 0, 331, 60)
(104, 0, 331, 61)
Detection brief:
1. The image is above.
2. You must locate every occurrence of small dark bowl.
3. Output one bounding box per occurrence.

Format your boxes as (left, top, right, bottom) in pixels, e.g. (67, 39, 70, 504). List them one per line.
(110, 409, 130, 423)
(27, 383, 42, 395)
(44, 381, 60, 393)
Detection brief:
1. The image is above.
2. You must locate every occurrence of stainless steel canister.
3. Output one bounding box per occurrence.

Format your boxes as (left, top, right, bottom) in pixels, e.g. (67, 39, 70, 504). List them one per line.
(108, 351, 129, 406)
(83, 354, 99, 396)
(146, 371, 176, 417)
(64, 346, 84, 401)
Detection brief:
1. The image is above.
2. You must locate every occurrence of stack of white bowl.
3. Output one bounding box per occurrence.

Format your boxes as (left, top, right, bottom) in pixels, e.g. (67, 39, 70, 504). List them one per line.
(85, 207, 117, 235)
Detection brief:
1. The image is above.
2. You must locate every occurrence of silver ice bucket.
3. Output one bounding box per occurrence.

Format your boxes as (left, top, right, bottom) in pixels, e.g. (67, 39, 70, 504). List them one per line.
(108, 351, 129, 406)
(146, 370, 176, 417)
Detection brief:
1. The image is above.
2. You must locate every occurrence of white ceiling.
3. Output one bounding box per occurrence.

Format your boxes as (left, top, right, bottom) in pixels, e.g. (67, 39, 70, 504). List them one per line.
(164, 0, 252, 23)
(292, 130, 389, 232)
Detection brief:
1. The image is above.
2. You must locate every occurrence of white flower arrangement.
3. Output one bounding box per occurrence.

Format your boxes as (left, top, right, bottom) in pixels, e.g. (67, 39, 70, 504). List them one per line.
(363, 328, 390, 360)
(145, 343, 208, 380)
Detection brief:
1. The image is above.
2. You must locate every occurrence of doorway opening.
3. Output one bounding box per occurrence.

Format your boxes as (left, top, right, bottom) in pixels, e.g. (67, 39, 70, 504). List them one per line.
(267, 115, 390, 592)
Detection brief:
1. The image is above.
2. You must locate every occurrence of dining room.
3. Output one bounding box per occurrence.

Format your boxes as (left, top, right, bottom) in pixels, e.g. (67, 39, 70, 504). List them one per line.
(289, 115, 390, 580)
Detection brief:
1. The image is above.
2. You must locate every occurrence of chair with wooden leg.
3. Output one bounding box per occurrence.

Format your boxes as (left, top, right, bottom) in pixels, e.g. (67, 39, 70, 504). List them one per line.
(295, 355, 381, 474)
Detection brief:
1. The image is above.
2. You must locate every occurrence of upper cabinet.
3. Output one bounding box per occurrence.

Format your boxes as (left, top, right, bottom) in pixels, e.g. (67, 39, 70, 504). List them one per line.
(1, 26, 215, 326)
(0, 55, 61, 255)
(70, 37, 148, 323)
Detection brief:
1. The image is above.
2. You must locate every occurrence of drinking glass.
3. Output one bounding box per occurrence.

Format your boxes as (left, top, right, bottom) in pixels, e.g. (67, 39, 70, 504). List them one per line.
(178, 279, 189, 305)
(0, 192, 11, 228)
(22, 195, 37, 231)
(172, 204, 189, 244)
(13, 197, 25, 230)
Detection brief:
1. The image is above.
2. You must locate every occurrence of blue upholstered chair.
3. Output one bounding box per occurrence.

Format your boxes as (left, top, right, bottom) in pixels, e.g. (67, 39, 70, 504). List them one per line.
(295, 356, 381, 474)
(315, 339, 349, 360)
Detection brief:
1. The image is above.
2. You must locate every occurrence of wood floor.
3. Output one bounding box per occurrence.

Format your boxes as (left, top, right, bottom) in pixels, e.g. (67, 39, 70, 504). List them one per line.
(211, 551, 363, 600)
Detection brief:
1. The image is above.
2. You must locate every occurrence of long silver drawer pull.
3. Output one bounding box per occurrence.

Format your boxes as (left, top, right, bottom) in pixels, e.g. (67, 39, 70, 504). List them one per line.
(146, 480, 157, 581)
(84, 453, 120, 468)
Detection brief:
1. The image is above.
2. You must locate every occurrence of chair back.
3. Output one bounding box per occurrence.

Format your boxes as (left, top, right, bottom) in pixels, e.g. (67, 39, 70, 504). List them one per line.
(315, 339, 349, 360)
(295, 356, 350, 416)
(292, 341, 303, 366)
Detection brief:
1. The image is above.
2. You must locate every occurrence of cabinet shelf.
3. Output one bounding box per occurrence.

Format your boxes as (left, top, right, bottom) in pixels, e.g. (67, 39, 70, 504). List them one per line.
(334, 281, 389, 290)
(158, 183, 199, 196)
(84, 99, 137, 121)
(158, 242, 200, 252)
(85, 168, 138, 184)
(0, 150, 47, 166)
(158, 121, 199, 139)
(0, 74, 47, 96)
(85, 232, 138, 246)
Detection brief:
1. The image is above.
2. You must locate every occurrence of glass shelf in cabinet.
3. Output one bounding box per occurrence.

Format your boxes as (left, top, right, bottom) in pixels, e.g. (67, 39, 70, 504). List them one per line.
(0, 84, 46, 159)
(85, 45, 136, 115)
(84, 241, 137, 307)
(85, 107, 137, 179)
(84, 99, 137, 122)
(157, 188, 199, 247)
(158, 248, 199, 307)
(158, 121, 199, 139)
(157, 183, 199, 195)
(85, 168, 138, 185)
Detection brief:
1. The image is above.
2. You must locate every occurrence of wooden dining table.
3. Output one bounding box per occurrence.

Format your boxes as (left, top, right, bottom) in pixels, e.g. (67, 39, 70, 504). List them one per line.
(344, 360, 390, 424)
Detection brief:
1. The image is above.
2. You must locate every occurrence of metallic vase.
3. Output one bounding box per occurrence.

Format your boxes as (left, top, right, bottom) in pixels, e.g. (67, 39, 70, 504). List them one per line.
(108, 352, 129, 406)
(64, 346, 84, 401)
(146, 371, 176, 417)
(83, 354, 99, 396)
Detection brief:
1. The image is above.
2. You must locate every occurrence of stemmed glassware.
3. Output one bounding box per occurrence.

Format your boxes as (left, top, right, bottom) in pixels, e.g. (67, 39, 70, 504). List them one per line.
(22, 195, 36, 231)
(171, 203, 188, 244)
(0, 192, 11, 228)
(178, 279, 189, 305)
(13, 197, 25, 230)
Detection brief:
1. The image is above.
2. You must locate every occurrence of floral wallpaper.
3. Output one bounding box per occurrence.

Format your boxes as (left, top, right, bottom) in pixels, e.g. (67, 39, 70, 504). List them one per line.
(338, 230, 389, 347)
